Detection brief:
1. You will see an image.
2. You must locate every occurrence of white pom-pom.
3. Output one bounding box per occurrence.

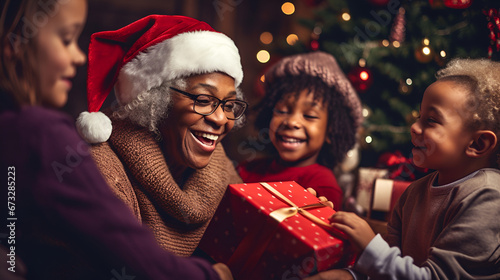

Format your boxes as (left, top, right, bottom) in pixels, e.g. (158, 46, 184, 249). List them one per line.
(76, 111, 112, 144)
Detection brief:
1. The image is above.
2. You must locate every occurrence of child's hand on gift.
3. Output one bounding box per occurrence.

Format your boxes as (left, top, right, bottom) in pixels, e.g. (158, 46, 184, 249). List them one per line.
(306, 188, 334, 209)
(302, 268, 354, 280)
(329, 211, 376, 253)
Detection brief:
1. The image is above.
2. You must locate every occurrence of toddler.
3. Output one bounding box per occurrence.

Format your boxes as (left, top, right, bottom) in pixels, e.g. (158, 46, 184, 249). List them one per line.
(308, 58, 500, 280)
(238, 51, 363, 210)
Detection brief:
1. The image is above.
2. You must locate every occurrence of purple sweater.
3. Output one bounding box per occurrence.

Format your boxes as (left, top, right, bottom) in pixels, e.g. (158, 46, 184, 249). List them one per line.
(0, 106, 220, 280)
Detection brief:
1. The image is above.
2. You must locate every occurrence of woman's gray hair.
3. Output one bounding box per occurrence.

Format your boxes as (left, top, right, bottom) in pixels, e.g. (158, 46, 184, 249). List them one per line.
(113, 77, 246, 134)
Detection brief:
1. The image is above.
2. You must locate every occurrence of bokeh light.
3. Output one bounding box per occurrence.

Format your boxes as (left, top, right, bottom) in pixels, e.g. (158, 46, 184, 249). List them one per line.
(286, 34, 299, 45)
(260, 32, 273, 45)
(256, 50, 270, 63)
(281, 2, 295, 15)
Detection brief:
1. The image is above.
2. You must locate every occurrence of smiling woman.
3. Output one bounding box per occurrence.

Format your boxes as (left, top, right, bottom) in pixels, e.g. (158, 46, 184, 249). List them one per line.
(1, 2, 235, 280)
(76, 15, 246, 257)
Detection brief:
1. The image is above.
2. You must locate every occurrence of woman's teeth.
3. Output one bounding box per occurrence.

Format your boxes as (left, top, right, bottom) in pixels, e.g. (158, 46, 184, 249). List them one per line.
(194, 132, 219, 141)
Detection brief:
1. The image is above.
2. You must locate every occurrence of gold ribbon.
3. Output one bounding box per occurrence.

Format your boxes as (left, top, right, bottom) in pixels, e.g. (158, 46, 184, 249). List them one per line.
(226, 182, 341, 278)
(260, 182, 333, 229)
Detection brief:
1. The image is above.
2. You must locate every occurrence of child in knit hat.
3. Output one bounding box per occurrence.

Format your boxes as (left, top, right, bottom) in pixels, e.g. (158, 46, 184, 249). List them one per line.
(238, 51, 363, 211)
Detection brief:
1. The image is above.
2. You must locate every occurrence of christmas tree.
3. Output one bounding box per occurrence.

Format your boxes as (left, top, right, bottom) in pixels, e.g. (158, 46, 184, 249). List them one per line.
(269, 0, 500, 167)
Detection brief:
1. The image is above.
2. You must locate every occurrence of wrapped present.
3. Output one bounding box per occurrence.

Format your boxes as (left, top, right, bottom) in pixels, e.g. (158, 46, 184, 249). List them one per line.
(369, 178, 412, 221)
(199, 181, 354, 280)
(355, 168, 389, 212)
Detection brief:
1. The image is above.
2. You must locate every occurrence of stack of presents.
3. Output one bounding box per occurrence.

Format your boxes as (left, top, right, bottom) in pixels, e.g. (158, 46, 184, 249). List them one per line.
(199, 152, 424, 279)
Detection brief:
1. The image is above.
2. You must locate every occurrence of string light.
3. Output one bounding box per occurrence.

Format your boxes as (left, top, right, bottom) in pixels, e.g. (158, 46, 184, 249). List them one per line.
(342, 12, 351, 21)
(313, 26, 322, 35)
(423, 38, 430, 45)
(406, 78, 413, 85)
(286, 34, 299, 45)
(256, 50, 270, 63)
(365, 136, 373, 144)
(362, 107, 370, 118)
(392, 41, 401, 48)
(358, 58, 366, 67)
(422, 46, 431, 55)
(360, 70, 369, 81)
(281, 2, 295, 15)
(440, 50, 447, 57)
(260, 32, 273, 45)
(382, 39, 390, 47)
(260, 75, 266, 83)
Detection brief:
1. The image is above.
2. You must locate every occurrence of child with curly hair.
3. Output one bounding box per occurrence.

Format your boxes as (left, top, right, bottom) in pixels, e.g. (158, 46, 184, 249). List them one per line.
(307, 58, 500, 280)
(238, 51, 363, 210)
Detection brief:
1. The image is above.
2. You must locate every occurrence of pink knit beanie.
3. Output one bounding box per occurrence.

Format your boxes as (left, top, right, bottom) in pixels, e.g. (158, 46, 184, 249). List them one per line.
(264, 51, 363, 129)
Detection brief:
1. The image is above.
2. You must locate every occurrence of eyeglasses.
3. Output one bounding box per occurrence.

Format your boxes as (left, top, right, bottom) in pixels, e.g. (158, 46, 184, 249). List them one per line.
(170, 87, 248, 120)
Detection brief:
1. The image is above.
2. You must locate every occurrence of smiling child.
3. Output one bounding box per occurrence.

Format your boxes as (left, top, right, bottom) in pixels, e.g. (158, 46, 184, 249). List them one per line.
(307, 58, 500, 280)
(238, 51, 363, 210)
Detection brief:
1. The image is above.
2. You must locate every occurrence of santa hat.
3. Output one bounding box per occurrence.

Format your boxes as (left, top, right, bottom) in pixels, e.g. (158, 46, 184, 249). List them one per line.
(77, 15, 243, 143)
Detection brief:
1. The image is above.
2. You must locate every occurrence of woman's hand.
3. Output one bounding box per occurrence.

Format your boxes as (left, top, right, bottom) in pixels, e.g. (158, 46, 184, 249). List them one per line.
(212, 263, 234, 280)
(303, 269, 354, 280)
(307, 188, 334, 209)
(329, 211, 375, 253)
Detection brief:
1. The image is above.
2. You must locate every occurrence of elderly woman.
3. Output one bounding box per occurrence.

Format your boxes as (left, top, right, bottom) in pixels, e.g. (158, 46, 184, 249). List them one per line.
(77, 15, 245, 257)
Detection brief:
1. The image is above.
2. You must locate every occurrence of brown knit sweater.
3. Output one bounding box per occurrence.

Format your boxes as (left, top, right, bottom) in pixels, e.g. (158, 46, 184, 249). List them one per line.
(90, 116, 242, 257)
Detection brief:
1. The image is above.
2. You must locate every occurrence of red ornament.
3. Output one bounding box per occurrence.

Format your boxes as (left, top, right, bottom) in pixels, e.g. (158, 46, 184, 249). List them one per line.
(348, 66, 373, 93)
(484, 8, 500, 58)
(415, 45, 434, 63)
(367, 0, 390, 6)
(443, 0, 473, 9)
(310, 39, 320, 51)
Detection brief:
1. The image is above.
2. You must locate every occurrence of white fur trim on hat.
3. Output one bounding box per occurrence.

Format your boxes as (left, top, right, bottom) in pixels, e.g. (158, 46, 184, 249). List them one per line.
(114, 30, 243, 106)
(76, 111, 112, 144)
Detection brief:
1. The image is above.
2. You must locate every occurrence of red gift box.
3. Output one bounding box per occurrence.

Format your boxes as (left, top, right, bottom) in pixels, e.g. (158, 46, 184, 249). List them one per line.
(369, 178, 412, 221)
(199, 181, 354, 280)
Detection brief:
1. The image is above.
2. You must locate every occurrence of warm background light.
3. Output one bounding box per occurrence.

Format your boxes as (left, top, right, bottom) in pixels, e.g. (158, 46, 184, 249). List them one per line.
(260, 32, 273, 45)
(281, 2, 295, 15)
(256, 50, 270, 63)
(422, 46, 431, 55)
(341, 12, 351, 21)
(360, 71, 369, 81)
(286, 34, 299, 45)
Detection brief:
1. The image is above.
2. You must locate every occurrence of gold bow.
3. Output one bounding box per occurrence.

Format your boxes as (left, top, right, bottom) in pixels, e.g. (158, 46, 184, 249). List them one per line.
(260, 182, 333, 229)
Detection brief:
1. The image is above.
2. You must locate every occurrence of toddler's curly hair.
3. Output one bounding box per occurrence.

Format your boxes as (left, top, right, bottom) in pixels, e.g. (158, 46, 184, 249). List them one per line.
(436, 58, 500, 168)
